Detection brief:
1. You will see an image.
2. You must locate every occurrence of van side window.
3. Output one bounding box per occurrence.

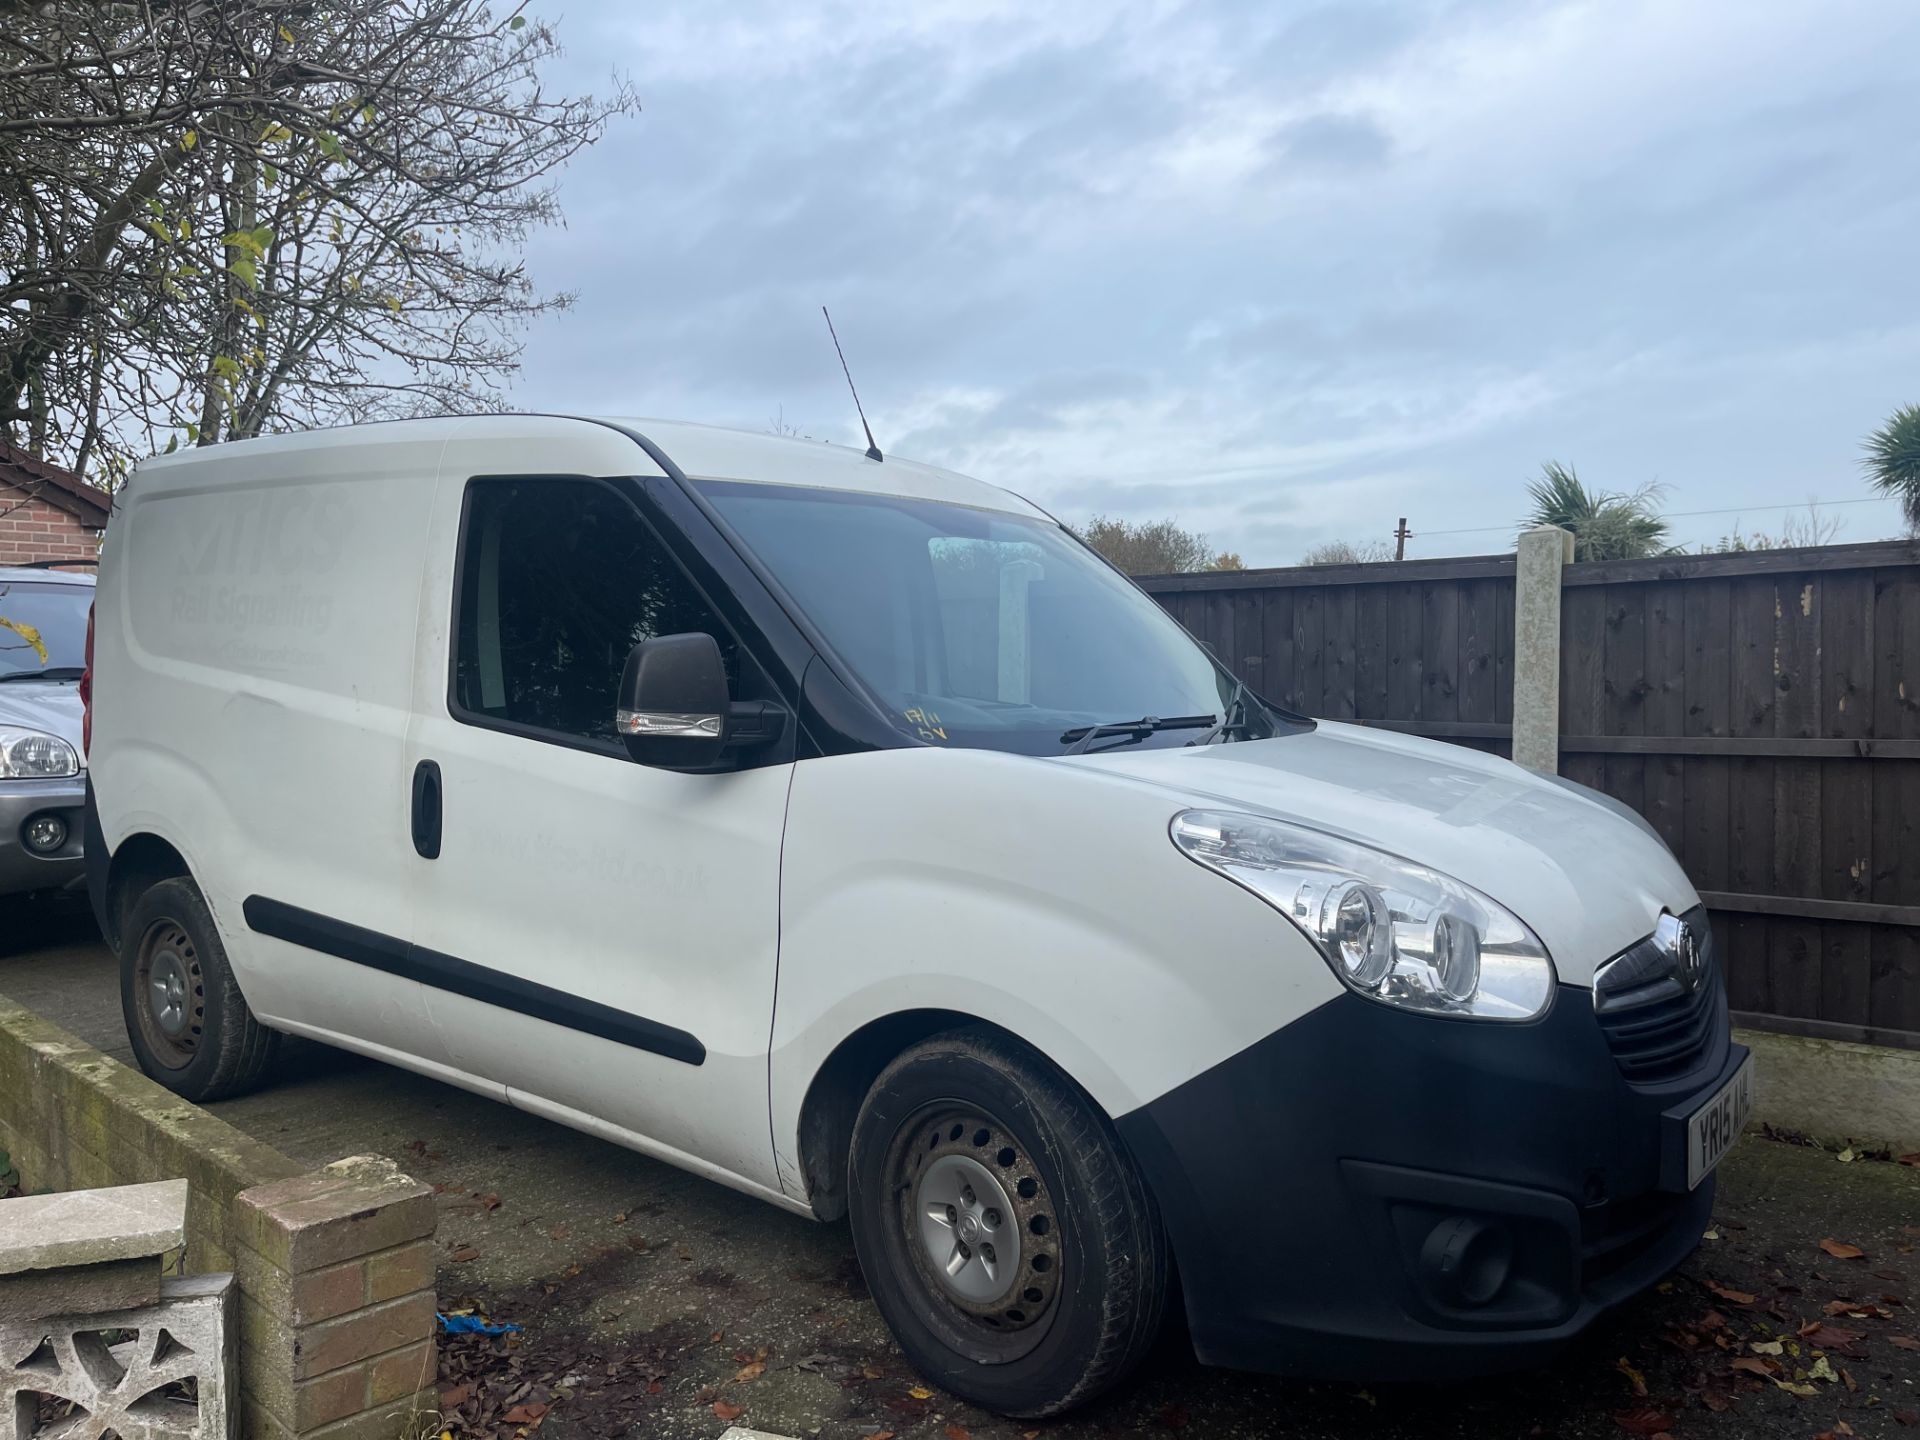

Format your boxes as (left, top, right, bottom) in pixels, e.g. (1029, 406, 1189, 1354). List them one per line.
(452, 479, 736, 744)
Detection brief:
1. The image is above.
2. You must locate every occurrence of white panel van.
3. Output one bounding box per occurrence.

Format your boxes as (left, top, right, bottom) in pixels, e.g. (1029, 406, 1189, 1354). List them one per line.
(84, 416, 1751, 1415)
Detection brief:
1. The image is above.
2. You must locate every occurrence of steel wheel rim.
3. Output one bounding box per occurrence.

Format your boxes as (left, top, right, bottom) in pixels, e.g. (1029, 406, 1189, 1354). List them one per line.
(915, 1152, 1021, 1305)
(135, 920, 204, 1069)
(890, 1107, 1062, 1335)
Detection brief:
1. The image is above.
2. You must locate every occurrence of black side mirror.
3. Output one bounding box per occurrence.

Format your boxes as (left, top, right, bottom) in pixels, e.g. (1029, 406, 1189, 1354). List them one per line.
(616, 632, 787, 768)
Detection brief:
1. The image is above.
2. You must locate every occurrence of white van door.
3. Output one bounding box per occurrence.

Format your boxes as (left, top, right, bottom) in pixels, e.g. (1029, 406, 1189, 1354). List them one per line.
(402, 472, 794, 1197)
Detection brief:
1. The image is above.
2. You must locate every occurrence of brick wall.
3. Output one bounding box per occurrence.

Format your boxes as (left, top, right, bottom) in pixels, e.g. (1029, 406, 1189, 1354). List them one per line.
(0, 485, 102, 565)
(0, 998, 440, 1440)
(234, 1157, 439, 1440)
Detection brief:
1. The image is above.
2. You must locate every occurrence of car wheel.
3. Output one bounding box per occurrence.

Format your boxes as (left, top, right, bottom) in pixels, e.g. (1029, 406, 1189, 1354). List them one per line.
(847, 1025, 1170, 1417)
(120, 876, 277, 1101)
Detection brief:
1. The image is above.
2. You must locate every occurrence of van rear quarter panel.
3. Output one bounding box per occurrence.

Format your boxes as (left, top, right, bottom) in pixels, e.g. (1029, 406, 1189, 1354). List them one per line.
(770, 747, 1343, 1200)
(96, 426, 453, 1043)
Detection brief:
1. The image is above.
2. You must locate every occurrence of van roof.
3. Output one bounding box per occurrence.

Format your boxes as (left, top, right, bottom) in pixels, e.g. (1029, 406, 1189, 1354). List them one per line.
(594, 416, 1045, 518)
(130, 415, 1051, 520)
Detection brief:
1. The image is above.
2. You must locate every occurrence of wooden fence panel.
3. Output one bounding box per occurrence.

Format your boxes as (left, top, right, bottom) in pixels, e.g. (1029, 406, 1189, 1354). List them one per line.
(1138, 539, 1920, 1048)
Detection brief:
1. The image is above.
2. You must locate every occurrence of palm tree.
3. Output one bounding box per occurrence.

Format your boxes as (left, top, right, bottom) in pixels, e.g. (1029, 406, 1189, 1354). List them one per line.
(1522, 461, 1672, 561)
(1863, 403, 1920, 536)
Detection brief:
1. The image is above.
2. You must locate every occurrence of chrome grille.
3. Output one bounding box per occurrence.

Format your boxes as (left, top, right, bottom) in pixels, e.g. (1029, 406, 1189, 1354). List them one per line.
(1593, 907, 1718, 1083)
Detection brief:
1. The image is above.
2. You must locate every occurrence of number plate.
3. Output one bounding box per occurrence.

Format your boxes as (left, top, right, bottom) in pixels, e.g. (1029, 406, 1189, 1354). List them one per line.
(1686, 1053, 1755, 1189)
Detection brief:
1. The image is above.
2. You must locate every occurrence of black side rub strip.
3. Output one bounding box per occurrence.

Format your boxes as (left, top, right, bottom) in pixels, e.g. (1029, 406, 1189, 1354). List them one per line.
(241, 896, 707, 1067)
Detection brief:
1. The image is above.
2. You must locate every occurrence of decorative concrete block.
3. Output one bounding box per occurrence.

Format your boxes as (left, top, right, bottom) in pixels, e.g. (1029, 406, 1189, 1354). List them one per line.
(0, 1272, 234, 1440)
(0, 1261, 158, 1330)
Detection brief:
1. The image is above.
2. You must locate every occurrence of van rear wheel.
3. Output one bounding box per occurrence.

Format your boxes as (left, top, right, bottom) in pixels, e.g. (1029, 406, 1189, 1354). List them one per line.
(847, 1027, 1169, 1417)
(120, 877, 277, 1101)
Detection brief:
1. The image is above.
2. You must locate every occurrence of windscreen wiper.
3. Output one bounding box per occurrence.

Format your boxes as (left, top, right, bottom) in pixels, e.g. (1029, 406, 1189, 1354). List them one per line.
(1060, 713, 1216, 756)
(0, 667, 84, 683)
(1188, 680, 1259, 746)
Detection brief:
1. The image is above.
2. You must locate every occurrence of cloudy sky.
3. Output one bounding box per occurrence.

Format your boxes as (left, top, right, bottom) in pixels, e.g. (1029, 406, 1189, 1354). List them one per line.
(509, 0, 1920, 565)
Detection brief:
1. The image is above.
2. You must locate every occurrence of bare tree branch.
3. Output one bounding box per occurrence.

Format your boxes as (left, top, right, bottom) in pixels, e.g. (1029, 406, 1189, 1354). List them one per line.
(1, 0, 637, 477)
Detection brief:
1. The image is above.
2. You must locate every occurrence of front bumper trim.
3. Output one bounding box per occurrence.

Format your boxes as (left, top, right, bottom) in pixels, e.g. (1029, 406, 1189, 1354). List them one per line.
(0, 773, 87, 897)
(1115, 985, 1743, 1380)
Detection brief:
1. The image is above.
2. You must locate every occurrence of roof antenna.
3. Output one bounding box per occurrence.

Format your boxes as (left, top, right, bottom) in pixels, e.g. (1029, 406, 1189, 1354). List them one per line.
(823, 305, 883, 461)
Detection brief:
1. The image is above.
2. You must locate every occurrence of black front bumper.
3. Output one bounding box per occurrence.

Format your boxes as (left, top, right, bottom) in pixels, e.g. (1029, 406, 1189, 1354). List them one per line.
(1116, 980, 1745, 1380)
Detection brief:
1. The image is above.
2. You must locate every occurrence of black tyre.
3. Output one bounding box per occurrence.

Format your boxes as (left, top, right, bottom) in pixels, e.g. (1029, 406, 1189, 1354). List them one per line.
(119, 876, 277, 1101)
(847, 1026, 1170, 1417)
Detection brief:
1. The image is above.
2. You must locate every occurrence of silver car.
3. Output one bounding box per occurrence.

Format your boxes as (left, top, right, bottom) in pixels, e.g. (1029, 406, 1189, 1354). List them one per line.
(0, 564, 93, 898)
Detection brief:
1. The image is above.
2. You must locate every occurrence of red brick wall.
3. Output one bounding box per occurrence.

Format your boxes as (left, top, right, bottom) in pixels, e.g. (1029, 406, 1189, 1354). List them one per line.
(0, 486, 102, 565)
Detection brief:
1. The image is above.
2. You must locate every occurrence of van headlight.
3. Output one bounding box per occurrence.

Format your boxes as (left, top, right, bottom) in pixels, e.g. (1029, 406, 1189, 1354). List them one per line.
(1171, 809, 1555, 1020)
(0, 726, 80, 780)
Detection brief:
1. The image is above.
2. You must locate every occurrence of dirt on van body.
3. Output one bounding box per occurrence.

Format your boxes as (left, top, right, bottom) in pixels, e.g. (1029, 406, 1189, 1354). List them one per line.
(4, 900, 1917, 1440)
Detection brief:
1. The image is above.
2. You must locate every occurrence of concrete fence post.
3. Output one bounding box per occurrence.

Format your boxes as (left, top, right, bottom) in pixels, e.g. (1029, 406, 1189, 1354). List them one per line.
(1511, 525, 1574, 774)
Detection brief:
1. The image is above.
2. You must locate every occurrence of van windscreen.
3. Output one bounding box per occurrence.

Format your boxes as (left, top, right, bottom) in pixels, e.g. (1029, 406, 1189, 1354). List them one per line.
(697, 481, 1294, 756)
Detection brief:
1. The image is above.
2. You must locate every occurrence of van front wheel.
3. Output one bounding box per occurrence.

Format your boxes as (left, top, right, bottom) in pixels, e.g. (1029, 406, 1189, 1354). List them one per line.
(120, 877, 277, 1101)
(847, 1027, 1169, 1417)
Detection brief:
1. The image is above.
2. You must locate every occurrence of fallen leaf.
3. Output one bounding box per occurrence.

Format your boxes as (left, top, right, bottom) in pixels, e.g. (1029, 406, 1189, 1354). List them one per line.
(908, 1386, 934, 1400)
(1613, 1408, 1676, 1435)
(1891, 1335, 1920, 1352)
(864, 1433, 896, 1440)
(612, 1211, 628, 1223)
(1819, 1238, 1868, 1260)
(1774, 1378, 1819, 1396)
(1701, 1391, 1733, 1412)
(548, 1223, 571, 1241)
(476, 1192, 501, 1212)
(1892, 1409, 1917, 1426)
(1808, 1354, 1839, 1382)
(1729, 1356, 1777, 1377)
(1797, 1323, 1865, 1351)
(438, 1383, 472, 1408)
(1897, 1153, 1920, 1167)
(1823, 1298, 1891, 1318)
(449, 1245, 480, 1263)
(944, 1428, 971, 1440)
(1749, 1339, 1783, 1355)
(733, 1361, 766, 1383)
(1613, 1356, 1648, 1395)
(1705, 1279, 1757, 1305)
(1838, 1147, 1856, 1162)
(712, 1401, 744, 1422)
(501, 1403, 548, 1424)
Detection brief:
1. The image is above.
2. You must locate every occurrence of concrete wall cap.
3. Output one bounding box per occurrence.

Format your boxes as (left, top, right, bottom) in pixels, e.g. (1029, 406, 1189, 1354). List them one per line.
(0, 1178, 188, 1275)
